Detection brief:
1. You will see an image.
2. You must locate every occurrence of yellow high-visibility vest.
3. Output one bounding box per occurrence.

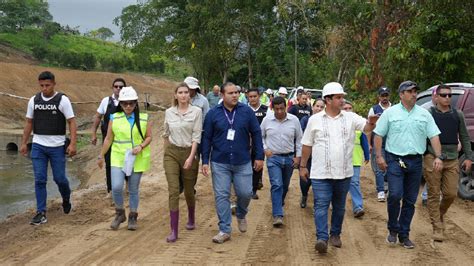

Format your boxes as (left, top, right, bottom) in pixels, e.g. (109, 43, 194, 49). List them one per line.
(110, 112, 150, 172)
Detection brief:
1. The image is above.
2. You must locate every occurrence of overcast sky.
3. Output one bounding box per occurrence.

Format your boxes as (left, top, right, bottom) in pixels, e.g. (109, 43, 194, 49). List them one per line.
(48, 0, 138, 41)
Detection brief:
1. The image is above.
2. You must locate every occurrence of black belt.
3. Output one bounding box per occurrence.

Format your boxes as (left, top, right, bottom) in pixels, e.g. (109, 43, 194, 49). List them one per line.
(275, 152, 294, 157)
(388, 152, 421, 159)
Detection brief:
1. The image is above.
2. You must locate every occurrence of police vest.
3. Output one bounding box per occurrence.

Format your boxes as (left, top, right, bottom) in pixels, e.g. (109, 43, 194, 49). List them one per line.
(252, 104, 268, 125)
(33, 92, 66, 135)
(370, 103, 387, 146)
(429, 107, 459, 145)
(101, 97, 118, 136)
(110, 112, 150, 172)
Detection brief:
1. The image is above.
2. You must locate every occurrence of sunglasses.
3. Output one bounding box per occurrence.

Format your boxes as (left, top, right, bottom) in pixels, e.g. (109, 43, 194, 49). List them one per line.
(120, 101, 136, 107)
(114, 85, 124, 89)
(438, 93, 452, 98)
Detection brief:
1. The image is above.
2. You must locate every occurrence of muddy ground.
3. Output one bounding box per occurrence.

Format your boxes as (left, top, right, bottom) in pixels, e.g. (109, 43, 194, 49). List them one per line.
(0, 112, 473, 265)
(0, 54, 472, 265)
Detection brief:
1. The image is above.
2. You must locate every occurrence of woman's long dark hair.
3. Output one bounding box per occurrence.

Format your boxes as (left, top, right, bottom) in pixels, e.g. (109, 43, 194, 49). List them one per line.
(115, 101, 145, 141)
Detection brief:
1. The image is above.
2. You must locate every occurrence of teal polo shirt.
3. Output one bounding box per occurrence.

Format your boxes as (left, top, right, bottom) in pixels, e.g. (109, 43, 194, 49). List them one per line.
(373, 103, 440, 156)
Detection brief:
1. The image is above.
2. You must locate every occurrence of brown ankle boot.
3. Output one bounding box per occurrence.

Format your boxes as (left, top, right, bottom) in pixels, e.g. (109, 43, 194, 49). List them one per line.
(128, 212, 138, 231)
(110, 208, 126, 230)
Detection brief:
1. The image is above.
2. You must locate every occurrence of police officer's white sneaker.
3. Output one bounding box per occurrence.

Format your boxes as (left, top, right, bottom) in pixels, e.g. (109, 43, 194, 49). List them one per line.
(377, 191, 386, 202)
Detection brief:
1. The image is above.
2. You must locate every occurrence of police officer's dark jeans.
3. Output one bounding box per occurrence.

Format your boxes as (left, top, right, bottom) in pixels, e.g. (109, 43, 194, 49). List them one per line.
(105, 147, 112, 192)
(31, 143, 71, 212)
(386, 152, 422, 239)
(251, 153, 262, 193)
(371, 148, 386, 192)
(299, 157, 312, 197)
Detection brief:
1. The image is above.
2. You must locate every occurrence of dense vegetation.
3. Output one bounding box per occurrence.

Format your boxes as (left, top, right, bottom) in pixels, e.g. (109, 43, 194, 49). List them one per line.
(1, 1, 474, 112)
(0, 0, 191, 77)
(115, 0, 474, 112)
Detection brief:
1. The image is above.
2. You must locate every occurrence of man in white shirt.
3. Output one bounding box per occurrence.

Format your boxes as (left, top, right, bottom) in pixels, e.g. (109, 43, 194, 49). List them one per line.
(299, 82, 378, 254)
(91, 78, 126, 193)
(20, 71, 77, 225)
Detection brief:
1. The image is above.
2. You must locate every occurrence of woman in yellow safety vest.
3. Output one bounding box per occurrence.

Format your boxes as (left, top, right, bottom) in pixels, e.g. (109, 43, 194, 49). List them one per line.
(343, 101, 369, 219)
(98, 86, 152, 231)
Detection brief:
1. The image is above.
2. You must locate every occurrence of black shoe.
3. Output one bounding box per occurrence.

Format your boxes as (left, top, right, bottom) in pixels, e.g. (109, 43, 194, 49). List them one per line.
(422, 199, 427, 207)
(62, 198, 72, 214)
(300, 196, 307, 208)
(30, 212, 47, 225)
(386, 231, 397, 245)
(399, 237, 415, 249)
(354, 209, 365, 218)
(252, 192, 259, 200)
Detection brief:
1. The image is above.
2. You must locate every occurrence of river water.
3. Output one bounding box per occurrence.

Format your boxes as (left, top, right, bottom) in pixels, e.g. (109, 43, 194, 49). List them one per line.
(0, 150, 80, 221)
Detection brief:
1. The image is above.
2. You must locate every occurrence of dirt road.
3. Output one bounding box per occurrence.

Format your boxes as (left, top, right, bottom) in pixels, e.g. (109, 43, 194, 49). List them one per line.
(1, 113, 473, 265)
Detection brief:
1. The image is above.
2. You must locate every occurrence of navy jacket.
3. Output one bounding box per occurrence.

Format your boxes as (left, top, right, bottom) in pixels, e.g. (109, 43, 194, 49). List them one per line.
(201, 102, 264, 165)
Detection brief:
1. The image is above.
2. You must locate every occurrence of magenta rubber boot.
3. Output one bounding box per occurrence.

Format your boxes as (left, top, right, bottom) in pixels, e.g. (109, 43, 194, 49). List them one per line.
(166, 210, 179, 242)
(186, 206, 195, 230)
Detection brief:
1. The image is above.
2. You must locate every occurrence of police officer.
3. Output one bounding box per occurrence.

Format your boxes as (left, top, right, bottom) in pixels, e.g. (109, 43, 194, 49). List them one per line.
(20, 71, 77, 225)
(91, 78, 126, 194)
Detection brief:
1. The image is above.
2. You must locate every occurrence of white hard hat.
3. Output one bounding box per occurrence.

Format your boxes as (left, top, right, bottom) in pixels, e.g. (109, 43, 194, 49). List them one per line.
(118, 86, 138, 101)
(278, 87, 288, 95)
(184, 76, 200, 90)
(297, 86, 304, 90)
(322, 82, 346, 98)
(265, 88, 273, 95)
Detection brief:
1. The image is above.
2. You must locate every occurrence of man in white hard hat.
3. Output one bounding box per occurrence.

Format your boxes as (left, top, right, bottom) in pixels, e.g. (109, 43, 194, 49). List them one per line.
(184, 76, 210, 119)
(299, 82, 379, 254)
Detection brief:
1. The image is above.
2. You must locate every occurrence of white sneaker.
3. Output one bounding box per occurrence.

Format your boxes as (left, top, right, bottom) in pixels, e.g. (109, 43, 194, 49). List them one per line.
(377, 191, 386, 202)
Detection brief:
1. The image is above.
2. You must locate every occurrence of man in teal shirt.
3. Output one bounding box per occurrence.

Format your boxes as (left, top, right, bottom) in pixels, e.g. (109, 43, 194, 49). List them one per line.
(374, 80, 443, 249)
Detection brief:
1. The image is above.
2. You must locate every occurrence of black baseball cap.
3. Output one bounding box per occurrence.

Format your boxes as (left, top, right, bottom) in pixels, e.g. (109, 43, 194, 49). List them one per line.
(378, 87, 390, 95)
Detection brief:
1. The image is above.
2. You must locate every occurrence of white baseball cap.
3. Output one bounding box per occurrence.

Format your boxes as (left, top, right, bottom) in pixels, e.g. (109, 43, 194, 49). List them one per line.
(184, 76, 200, 90)
(118, 86, 138, 101)
(278, 87, 288, 95)
(322, 82, 346, 98)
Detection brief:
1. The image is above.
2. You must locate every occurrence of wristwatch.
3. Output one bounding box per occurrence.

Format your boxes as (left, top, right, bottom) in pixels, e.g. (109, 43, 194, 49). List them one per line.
(437, 154, 446, 161)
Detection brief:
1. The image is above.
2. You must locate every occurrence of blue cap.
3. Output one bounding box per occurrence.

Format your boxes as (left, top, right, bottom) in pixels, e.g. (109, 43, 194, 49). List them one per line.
(398, 80, 419, 93)
(378, 87, 390, 95)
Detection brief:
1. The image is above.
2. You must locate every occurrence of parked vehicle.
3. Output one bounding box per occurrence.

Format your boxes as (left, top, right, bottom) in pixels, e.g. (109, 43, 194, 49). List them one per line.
(416, 83, 474, 200)
(287, 87, 323, 102)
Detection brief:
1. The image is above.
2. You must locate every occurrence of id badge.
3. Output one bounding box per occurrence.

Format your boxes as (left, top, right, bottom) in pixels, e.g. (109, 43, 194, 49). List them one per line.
(227, 129, 235, 141)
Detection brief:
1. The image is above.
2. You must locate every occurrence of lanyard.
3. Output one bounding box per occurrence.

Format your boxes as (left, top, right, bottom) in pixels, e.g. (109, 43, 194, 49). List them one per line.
(223, 108, 236, 128)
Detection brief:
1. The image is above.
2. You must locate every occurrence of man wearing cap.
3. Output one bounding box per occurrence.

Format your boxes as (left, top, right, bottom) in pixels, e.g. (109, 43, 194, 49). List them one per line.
(300, 82, 378, 253)
(423, 84, 472, 242)
(368, 86, 392, 202)
(206, 85, 221, 108)
(184, 76, 210, 118)
(374, 80, 443, 249)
